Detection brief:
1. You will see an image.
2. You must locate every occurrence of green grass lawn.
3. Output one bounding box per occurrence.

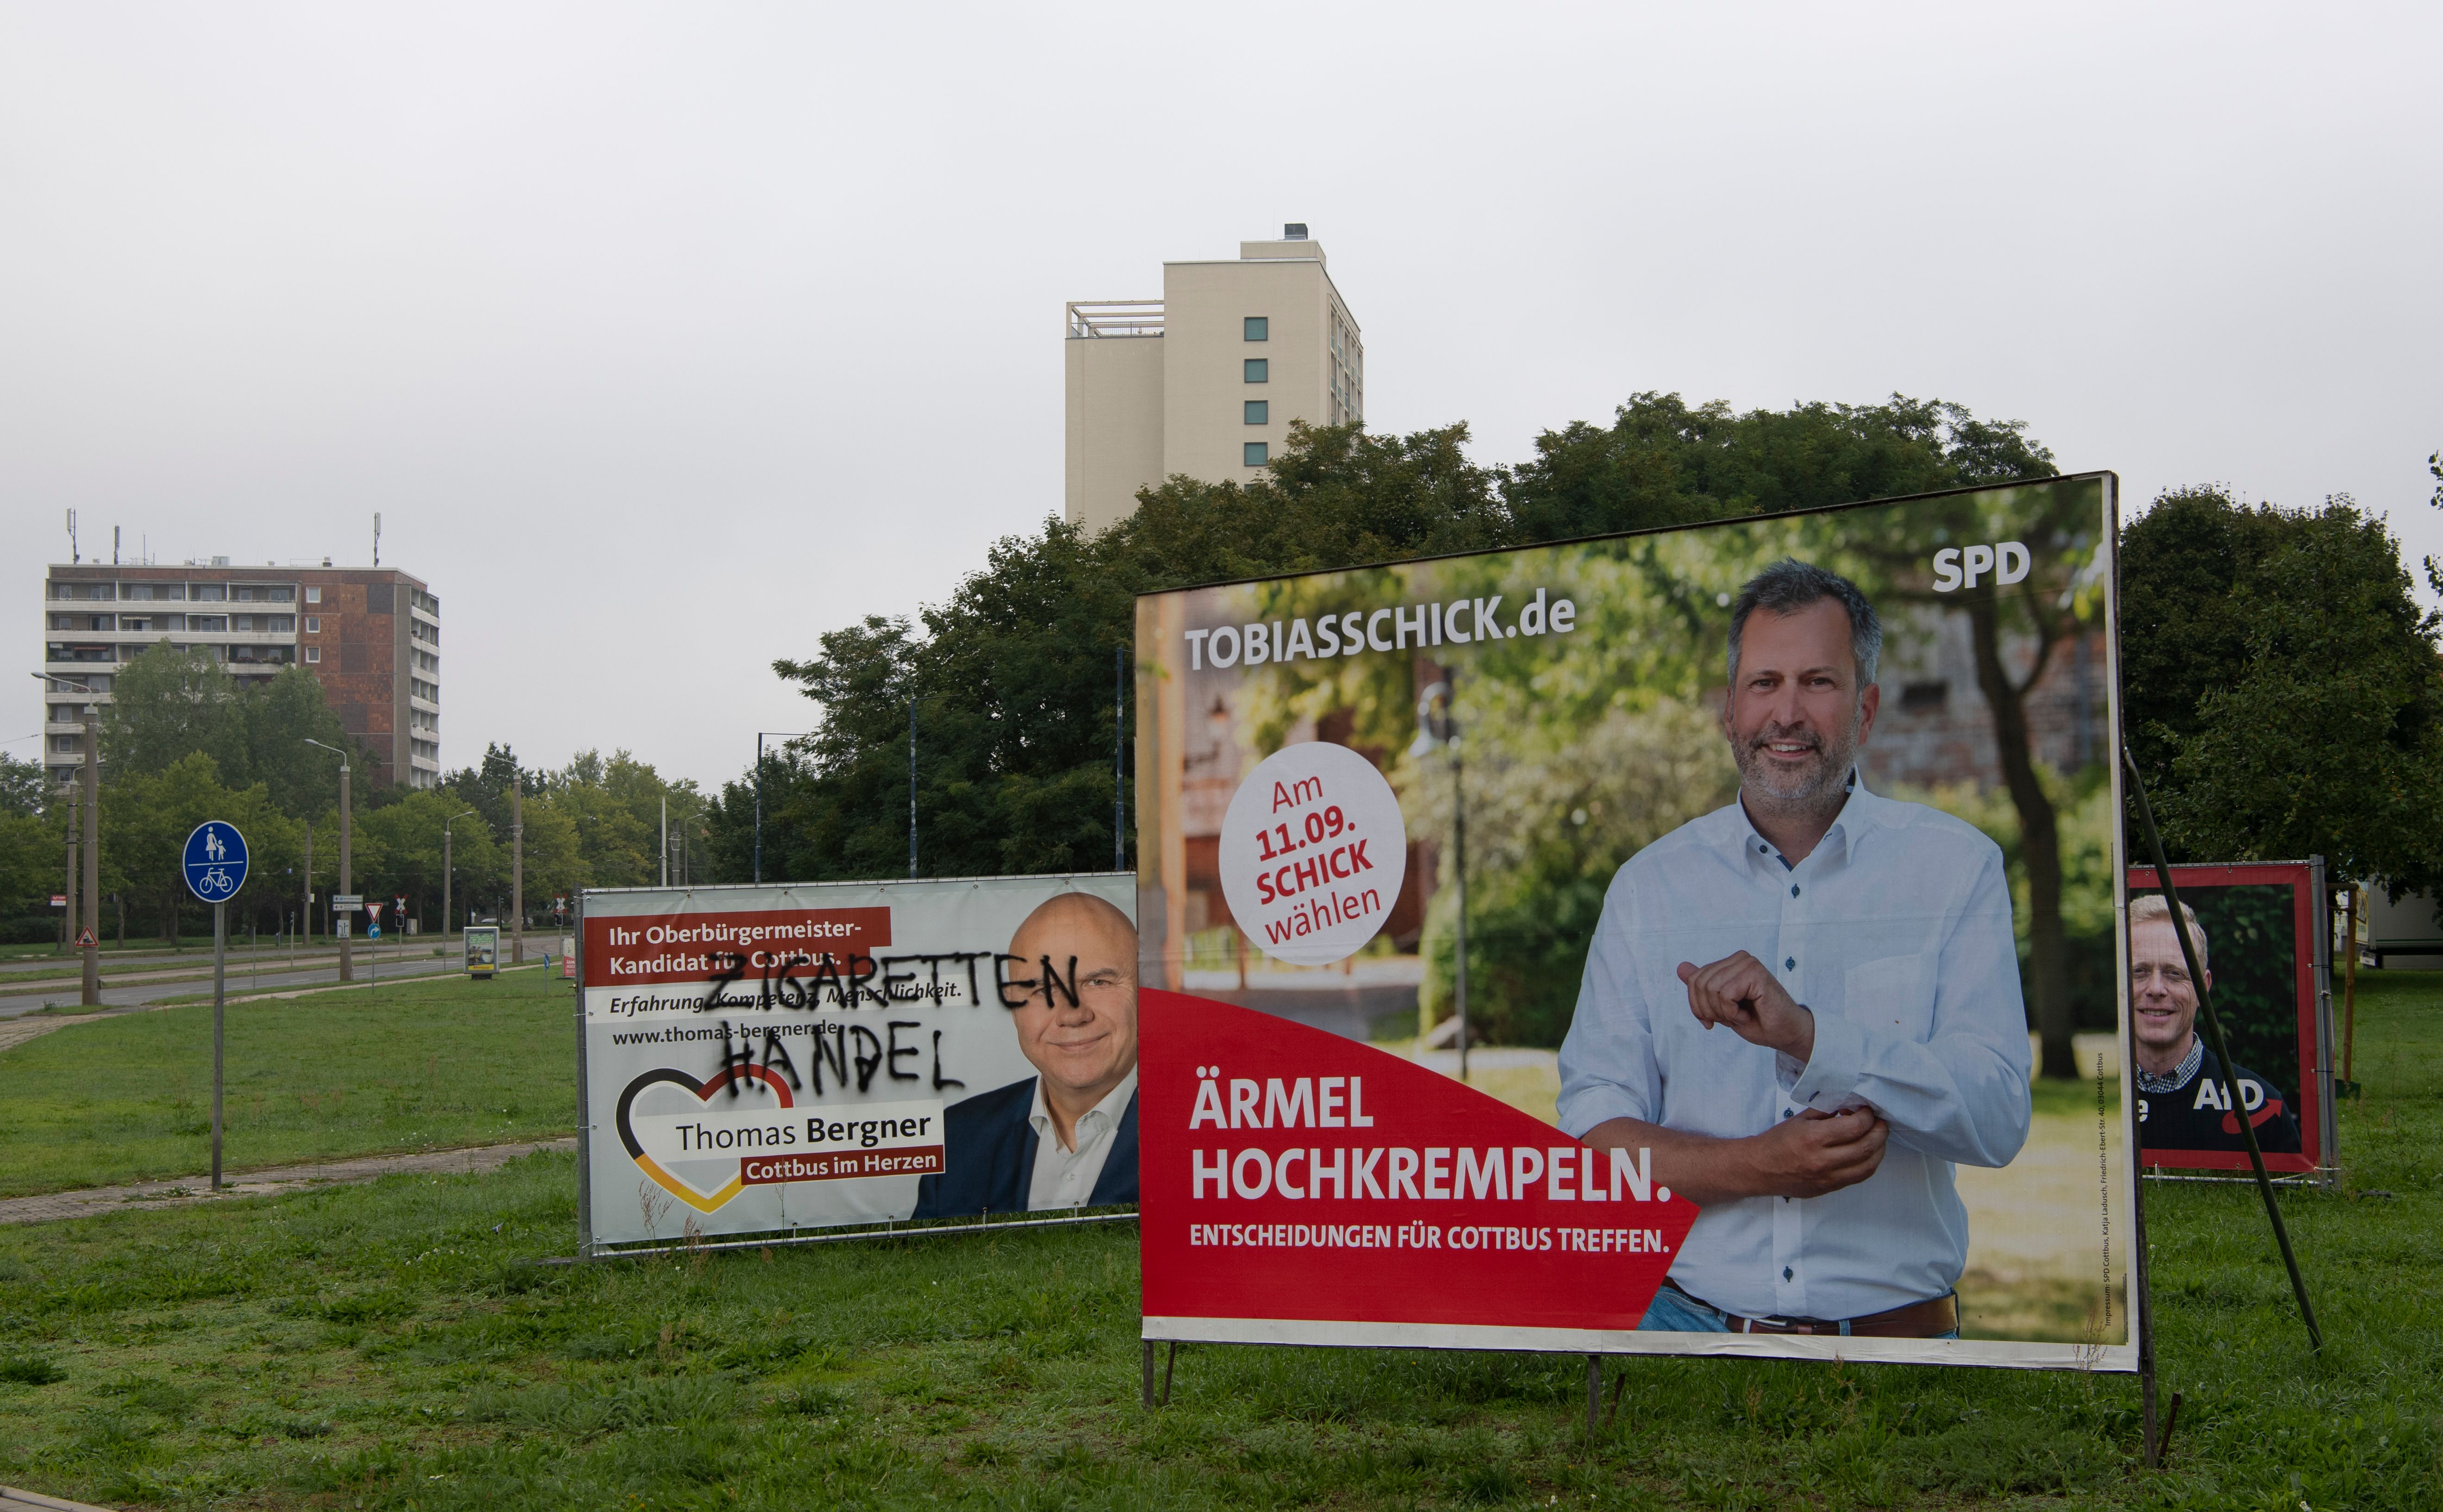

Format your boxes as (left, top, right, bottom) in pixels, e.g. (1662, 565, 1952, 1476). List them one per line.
(0, 967, 575, 1198)
(0, 976, 2437, 1509)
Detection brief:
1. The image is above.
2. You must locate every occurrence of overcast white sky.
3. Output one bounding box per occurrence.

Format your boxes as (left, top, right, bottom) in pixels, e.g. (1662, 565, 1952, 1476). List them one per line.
(5, 3, 2438, 789)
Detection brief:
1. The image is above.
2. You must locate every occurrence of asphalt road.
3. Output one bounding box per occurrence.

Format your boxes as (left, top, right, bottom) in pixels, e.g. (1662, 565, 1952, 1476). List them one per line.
(0, 944, 558, 1021)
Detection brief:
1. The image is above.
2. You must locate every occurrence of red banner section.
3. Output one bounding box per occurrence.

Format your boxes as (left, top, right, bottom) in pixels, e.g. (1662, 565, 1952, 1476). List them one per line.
(1139, 990, 1699, 1331)
(742, 1147, 944, 1185)
(583, 907, 893, 988)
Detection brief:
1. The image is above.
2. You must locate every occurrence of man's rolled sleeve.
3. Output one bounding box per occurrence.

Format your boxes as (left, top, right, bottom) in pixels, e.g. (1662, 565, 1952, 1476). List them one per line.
(1786, 1014, 1868, 1111)
(1556, 877, 1660, 1139)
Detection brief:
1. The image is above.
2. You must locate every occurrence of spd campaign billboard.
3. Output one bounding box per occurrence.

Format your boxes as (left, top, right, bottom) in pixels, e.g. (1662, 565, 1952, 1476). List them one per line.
(579, 874, 1137, 1249)
(1134, 475, 2140, 1369)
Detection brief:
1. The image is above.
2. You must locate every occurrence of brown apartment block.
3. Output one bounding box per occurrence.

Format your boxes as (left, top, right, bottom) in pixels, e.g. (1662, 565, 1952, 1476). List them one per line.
(41, 560, 440, 790)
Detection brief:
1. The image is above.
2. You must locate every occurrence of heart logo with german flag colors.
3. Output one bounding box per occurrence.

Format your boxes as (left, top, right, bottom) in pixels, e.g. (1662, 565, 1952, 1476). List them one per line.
(616, 1064, 795, 1213)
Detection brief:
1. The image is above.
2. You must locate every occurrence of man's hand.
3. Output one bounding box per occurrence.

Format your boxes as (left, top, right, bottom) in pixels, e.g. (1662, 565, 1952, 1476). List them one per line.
(1581, 1108, 1890, 1206)
(1678, 951, 1815, 1063)
(1743, 1108, 1887, 1198)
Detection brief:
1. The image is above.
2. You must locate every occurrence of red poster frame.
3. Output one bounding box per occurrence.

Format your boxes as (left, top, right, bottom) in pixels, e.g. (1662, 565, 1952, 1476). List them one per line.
(2125, 862, 2323, 1175)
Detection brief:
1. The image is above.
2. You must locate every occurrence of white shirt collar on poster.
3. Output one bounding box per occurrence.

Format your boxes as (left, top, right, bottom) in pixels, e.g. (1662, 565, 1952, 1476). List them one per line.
(1026, 1067, 1139, 1212)
(1557, 776, 2035, 1323)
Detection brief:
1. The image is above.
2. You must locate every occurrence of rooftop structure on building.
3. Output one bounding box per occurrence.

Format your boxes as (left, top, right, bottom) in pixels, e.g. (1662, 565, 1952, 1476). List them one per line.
(41, 559, 440, 790)
(1065, 223, 1363, 533)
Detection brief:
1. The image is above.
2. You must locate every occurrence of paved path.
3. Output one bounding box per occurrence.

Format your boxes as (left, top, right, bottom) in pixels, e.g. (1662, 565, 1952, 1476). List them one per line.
(0, 1138, 578, 1226)
(3, 1485, 118, 1512)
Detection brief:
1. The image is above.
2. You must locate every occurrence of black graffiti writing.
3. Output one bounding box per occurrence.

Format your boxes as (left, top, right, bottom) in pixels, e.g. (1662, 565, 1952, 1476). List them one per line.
(995, 953, 1081, 1011)
(696, 1018, 962, 1098)
(885, 1021, 923, 1082)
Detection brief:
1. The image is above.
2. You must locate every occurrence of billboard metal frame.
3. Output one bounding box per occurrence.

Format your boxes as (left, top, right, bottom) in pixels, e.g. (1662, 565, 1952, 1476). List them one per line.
(1131, 471, 2150, 1380)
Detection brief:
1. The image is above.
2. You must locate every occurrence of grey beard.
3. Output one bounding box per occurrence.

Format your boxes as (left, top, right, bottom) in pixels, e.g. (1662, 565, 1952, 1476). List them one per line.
(1736, 724, 1859, 815)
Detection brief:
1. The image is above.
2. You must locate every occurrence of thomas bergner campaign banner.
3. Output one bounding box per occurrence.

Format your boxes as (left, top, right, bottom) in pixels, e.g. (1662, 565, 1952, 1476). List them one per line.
(1133, 475, 2141, 1369)
(580, 874, 1137, 1248)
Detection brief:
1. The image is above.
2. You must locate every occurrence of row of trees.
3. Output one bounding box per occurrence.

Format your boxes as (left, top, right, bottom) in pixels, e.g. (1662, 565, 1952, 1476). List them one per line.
(0, 647, 710, 945)
(707, 395, 2443, 1075)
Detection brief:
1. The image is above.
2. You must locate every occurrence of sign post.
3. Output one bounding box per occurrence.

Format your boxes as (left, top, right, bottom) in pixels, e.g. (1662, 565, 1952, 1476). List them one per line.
(182, 821, 249, 1192)
(366, 901, 383, 991)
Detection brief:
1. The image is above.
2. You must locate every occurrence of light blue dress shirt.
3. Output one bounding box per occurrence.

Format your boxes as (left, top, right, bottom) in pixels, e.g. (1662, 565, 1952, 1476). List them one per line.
(1557, 780, 2032, 1322)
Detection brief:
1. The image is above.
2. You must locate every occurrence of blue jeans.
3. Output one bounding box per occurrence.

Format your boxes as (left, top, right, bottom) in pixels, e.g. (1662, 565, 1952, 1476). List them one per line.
(1637, 1282, 1959, 1339)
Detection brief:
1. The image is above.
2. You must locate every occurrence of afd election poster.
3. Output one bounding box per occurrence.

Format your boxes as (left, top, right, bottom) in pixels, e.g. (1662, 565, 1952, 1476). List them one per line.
(1134, 475, 2140, 1369)
(2126, 862, 2334, 1176)
(579, 874, 1137, 1249)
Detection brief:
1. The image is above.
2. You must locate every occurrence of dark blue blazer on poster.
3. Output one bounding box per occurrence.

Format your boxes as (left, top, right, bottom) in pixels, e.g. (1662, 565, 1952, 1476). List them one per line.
(911, 1075, 1140, 1218)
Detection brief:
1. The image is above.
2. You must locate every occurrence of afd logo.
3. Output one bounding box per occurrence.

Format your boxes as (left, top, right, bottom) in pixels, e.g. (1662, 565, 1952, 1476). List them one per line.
(1931, 542, 2031, 593)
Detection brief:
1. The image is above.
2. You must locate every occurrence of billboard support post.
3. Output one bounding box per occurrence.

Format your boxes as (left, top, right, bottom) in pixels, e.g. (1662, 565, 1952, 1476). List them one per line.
(574, 888, 593, 1262)
(2122, 744, 2322, 1356)
(2341, 884, 2360, 1087)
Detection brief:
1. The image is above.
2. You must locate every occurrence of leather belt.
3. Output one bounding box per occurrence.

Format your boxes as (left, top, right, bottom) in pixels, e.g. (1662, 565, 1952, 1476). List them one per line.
(1666, 1279, 1959, 1338)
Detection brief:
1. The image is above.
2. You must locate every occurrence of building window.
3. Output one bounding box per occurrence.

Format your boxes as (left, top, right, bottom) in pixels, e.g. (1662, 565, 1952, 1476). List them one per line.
(1244, 442, 1269, 467)
(1244, 400, 1268, 425)
(305, 587, 321, 604)
(53, 735, 77, 753)
(1243, 358, 1268, 383)
(305, 647, 321, 663)
(1244, 317, 1268, 342)
(1901, 680, 1949, 713)
(305, 617, 319, 634)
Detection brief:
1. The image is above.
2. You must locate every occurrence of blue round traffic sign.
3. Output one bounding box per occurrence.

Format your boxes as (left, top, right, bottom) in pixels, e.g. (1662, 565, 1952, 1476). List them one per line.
(182, 821, 249, 903)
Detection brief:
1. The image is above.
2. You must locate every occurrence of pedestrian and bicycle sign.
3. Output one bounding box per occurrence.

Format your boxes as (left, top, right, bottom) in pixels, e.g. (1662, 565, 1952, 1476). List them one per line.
(182, 821, 249, 903)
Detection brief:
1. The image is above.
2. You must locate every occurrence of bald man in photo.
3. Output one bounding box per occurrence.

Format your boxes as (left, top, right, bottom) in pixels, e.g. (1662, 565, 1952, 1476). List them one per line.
(914, 892, 1141, 1217)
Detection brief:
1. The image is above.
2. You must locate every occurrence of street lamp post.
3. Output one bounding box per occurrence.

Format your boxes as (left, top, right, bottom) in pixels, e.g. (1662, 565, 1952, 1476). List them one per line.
(442, 809, 478, 942)
(31, 674, 102, 1006)
(304, 739, 353, 982)
(1410, 681, 1468, 1085)
(511, 777, 524, 965)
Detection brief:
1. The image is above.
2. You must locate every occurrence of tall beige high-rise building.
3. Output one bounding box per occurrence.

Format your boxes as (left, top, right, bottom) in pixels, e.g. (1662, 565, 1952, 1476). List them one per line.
(1065, 224, 1363, 533)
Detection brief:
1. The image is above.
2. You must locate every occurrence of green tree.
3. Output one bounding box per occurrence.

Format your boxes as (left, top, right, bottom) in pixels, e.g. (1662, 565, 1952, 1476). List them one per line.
(100, 647, 356, 818)
(100, 754, 303, 941)
(2121, 488, 2443, 893)
(0, 753, 48, 819)
(357, 790, 505, 933)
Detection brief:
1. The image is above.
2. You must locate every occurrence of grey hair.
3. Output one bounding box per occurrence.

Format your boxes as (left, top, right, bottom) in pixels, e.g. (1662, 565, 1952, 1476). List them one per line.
(1726, 559, 1883, 688)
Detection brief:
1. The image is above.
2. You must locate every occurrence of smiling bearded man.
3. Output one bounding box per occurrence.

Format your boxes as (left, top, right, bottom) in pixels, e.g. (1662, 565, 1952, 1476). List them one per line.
(914, 891, 1141, 1218)
(1558, 558, 2032, 1339)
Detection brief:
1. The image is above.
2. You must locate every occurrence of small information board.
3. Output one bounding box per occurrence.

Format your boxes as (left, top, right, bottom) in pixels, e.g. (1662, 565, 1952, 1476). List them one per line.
(465, 925, 500, 980)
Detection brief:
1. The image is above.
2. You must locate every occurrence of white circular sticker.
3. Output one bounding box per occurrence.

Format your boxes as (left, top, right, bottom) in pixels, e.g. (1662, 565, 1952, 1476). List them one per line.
(1219, 741, 1409, 967)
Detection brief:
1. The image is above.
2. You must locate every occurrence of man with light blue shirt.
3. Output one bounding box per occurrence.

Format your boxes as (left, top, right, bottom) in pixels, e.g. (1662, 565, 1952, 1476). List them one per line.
(1558, 559, 2031, 1339)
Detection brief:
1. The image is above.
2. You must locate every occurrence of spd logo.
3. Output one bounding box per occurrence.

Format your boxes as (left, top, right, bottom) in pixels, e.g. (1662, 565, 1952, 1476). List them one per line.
(1931, 541, 2030, 593)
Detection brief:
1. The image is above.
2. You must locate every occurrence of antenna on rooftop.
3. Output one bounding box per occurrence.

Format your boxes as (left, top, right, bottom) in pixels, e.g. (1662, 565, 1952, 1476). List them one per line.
(113, 527, 120, 565)
(373, 512, 382, 568)
(65, 508, 78, 563)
